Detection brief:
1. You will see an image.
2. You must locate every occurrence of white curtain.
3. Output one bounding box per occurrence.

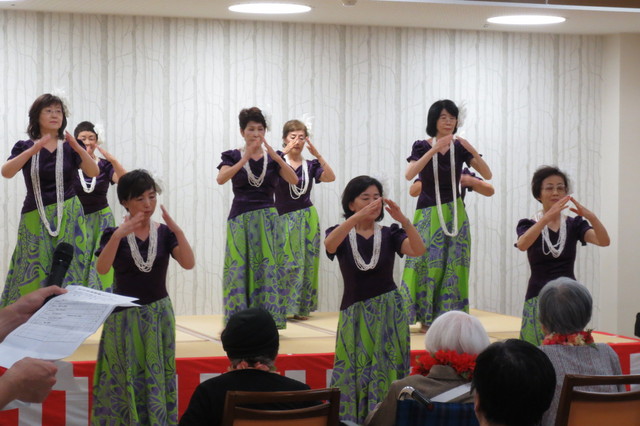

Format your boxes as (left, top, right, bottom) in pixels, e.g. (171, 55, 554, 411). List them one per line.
(0, 11, 602, 324)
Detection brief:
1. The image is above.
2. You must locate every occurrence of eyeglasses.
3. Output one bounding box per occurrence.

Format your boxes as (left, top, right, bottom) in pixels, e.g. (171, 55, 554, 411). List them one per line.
(42, 108, 63, 116)
(542, 185, 567, 193)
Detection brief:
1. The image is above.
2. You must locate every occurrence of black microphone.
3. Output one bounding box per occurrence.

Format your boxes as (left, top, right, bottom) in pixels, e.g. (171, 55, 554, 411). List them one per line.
(43, 242, 74, 303)
(45, 242, 74, 288)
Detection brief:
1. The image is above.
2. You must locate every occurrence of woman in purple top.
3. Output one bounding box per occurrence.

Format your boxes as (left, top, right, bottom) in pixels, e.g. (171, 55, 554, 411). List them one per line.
(91, 170, 195, 425)
(516, 166, 609, 344)
(0, 94, 99, 306)
(216, 107, 298, 329)
(325, 176, 425, 424)
(73, 121, 127, 292)
(275, 119, 336, 320)
(402, 100, 492, 332)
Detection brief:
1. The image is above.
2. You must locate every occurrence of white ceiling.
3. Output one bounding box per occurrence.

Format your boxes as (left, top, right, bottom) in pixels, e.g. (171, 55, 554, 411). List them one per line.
(1, 0, 639, 34)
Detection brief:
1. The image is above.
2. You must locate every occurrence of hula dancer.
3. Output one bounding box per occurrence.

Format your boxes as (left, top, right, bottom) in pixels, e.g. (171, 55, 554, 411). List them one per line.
(325, 176, 425, 424)
(275, 119, 335, 320)
(216, 107, 298, 329)
(1, 93, 99, 306)
(91, 170, 195, 424)
(516, 166, 609, 344)
(73, 121, 127, 291)
(402, 99, 492, 332)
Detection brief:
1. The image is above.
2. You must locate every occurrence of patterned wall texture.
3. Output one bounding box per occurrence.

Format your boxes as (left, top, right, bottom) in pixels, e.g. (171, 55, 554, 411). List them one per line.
(0, 11, 603, 323)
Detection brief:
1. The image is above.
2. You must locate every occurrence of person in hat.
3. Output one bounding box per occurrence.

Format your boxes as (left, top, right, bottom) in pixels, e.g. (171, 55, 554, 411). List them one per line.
(179, 308, 311, 426)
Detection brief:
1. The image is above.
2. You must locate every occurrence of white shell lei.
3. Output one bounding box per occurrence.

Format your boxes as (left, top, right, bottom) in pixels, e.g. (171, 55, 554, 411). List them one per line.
(349, 223, 382, 271)
(432, 137, 459, 237)
(243, 146, 268, 187)
(78, 169, 97, 193)
(31, 139, 64, 237)
(287, 157, 309, 199)
(533, 210, 567, 258)
(128, 221, 158, 272)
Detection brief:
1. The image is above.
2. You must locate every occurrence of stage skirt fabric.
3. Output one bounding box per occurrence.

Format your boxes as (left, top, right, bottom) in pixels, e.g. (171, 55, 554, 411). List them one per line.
(520, 296, 545, 345)
(281, 206, 320, 317)
(84, 206, 115, 292)
(401, 198, 470, 326)
(1, 196, 89, 307)
(223, 207, 287, 329)
(92, 297, 177, 425)
(330, 289, 410, 424)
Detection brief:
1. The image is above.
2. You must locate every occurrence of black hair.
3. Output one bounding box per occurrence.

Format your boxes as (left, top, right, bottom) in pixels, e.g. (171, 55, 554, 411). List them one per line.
(239, 107, 267, 130)
(117, 169, 161, 204)
(27, 93, 68, 140)
(74, 121, 97, 139)
(341, 175, 384, 221)
(472, 339, 556, 426)
(531, 166, 570, 200)
(426, 99, 458, 137)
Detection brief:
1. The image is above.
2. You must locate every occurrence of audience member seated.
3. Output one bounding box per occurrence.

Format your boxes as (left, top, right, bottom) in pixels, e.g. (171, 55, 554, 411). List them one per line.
(537, 277, 624, 425)
(179, 308, 311, 426)
(364, 311, 490, 425)
(473, 339, 556, 426)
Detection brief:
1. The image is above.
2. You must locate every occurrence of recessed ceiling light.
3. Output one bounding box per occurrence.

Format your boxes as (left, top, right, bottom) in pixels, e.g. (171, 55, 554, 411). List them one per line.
(229, 3, 311, 14)
(487, 15, 566, 25)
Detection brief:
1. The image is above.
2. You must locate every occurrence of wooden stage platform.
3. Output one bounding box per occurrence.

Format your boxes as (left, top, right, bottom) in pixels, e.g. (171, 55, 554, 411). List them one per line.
(66, 309, 639, 362)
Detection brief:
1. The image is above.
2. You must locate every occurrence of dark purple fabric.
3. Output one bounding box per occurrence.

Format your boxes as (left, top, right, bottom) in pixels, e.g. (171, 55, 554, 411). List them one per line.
(325, 223, 407, 310)
(74, 159, 115, 214)
(96, 224, 178, 305)
(407, 139, 473, 209)
(8, 139, 84, 214)
(414, 167, 479, 208)
(516, 216, 592, 300)
(274, 158, 323, 215)
(217, 149, 281, 219)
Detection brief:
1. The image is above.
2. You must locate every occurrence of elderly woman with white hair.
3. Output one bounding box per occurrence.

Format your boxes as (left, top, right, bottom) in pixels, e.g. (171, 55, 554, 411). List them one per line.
(364, 310, 490, 426)
(538, 277, 623, 426)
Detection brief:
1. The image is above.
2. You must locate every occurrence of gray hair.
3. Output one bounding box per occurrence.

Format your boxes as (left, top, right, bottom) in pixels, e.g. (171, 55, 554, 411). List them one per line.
(425, 311, 490, 355)
(538, 277, 592, 334)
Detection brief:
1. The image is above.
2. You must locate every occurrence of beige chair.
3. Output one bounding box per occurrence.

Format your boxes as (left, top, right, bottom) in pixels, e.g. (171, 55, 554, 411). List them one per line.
(554, 373, 640, 426)
(221, 387, 340, 426)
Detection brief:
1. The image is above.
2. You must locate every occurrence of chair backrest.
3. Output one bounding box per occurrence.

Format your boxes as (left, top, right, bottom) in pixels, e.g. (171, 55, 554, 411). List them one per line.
(221, 387, 340, 426)
(554, 374, 640, 426)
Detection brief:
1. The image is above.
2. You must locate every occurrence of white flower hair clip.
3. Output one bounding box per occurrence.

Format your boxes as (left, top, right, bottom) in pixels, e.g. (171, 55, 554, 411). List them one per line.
(301, 113, 315, 139)
(50, 87, 71, 117)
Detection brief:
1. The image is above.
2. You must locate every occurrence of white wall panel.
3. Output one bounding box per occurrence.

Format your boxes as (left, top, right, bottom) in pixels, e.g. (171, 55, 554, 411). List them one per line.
(0, 11, 604, 324)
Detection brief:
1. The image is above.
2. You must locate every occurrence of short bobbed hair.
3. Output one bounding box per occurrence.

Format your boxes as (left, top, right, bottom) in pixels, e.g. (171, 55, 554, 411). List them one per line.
(425, 311, 490, 355)
(531, 166, 570, 201)
(281, 119, 308, 140)
(341, 175, 384, 221)
(74, 121, 98, 140)
(238, 107, 267, 131)
(538, 277, 592, 335)
(27, 93, 68, 140)
(426, 99, 458, 137)
(117, 169, 162, 205)
(473, 339, 556, 426)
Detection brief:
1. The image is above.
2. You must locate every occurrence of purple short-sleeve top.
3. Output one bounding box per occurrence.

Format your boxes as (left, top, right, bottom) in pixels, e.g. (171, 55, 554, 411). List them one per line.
(8, 139, 84, 214)
(96, 224, 178, 305)
(74, 158, 115, 214)
(217, 149, 281, 219)
(274, 157, 323, 215)
(407, 139, 473, 209)
(325, 223, 407, 310)
(516, 215, 592, 300)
